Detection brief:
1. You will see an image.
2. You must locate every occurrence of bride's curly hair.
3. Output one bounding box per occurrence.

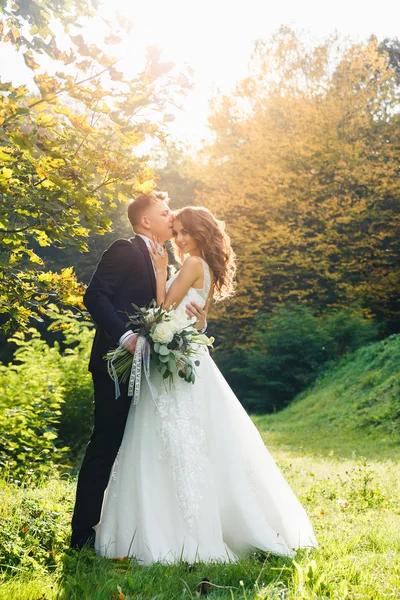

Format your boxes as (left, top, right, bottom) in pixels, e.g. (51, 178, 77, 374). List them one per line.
(172, 206, 236, 302)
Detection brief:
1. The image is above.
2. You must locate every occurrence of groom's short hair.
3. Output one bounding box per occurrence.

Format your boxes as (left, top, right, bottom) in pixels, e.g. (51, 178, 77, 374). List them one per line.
(128, 191, 169, 228)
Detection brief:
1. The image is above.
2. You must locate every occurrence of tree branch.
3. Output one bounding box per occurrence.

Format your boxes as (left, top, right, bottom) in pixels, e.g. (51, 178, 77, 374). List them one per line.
(2, 55, 127, 126)
(90, 178, 120, 193)
(0, 223, 34, 234)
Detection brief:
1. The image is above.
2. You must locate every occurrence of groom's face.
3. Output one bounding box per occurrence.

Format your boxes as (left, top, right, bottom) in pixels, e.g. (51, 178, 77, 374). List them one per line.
(146, 199, 173, 242)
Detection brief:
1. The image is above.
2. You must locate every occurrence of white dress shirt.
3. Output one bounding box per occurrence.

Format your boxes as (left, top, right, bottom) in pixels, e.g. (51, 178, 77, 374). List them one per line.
(136, 234, 156, 276)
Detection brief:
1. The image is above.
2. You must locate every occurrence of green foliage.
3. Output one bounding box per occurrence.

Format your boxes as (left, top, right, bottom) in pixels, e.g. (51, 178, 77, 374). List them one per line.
(0, 329, 397, 597)
(0, 440, 399, 597)
(255, 333, 400, 458)
(49, 310, 94, 465)
(322, 308, 381, 359)
(0, 476, 74, 576)
(243, 305, 329, 410)
(154, 142, 199, 211)
(40, 142, 200, 286)
(0, 329, 67, 482)
(0, 1, 191, 331)
(0, 312, 94, 480)
(194, 29, 400, 347)
(336, 460, 390, 511)
(0, 336, 399, 595)
(39, 203, 134, 285)
(232, 305, 380, 412)
(379, 37, 400, 81)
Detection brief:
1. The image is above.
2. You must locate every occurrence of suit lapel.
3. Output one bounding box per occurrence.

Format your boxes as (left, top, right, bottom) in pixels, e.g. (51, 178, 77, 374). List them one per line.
(131, 236, 156, 298)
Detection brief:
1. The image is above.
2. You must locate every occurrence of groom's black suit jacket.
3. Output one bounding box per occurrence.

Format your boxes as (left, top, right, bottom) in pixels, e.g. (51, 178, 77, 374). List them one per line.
(84, 235, 156, 373)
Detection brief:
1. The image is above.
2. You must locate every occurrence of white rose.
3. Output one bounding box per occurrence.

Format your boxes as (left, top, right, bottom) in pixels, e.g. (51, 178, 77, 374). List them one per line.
(151, 322, 174, 344)
(168, 314, 187, 333)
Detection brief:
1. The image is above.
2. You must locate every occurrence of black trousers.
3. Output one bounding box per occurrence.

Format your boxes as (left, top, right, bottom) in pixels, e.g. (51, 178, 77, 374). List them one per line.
(70, 370, 131, 546)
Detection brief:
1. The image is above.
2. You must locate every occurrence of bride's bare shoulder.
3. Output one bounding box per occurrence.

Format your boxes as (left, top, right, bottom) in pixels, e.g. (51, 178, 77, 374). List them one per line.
(181, 256, 203, 271)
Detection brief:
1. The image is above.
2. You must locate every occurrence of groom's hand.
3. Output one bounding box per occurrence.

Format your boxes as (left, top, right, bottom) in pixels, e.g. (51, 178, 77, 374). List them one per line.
(120, 331, 138, 354)
(186, 300, 209, 331)
(125, 337, 138, 354)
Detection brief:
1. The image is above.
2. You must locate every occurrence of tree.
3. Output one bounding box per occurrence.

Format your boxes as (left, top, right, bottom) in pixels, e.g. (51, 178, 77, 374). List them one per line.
(154, 142, 199, 210)
(33, 143, 199, 286)
(0, 0, 191, 331)
(194, 29, 400, 350)
(378, 37, 400, 79)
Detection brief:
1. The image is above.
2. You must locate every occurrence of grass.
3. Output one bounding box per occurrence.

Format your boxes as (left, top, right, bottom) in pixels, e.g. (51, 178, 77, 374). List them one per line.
(254, 334, 400, 460)
(1, 336, 400, 599)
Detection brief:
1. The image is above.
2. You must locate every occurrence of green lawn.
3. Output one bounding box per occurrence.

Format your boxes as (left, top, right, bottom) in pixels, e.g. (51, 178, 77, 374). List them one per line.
(254, 334, 400, 461)
(1, 336, 399, 599)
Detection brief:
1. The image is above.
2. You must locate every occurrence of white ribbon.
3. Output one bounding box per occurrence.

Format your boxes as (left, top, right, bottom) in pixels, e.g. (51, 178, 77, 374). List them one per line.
(108, 335, 159, 406)
(107, 344, 124, 400)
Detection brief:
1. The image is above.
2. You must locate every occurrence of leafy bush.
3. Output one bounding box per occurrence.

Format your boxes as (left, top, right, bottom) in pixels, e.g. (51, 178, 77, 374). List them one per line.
(235, 305, 380, 412)
(322, 308, 381, 360)
(0, 312, 94, 482)
(0, 330, 67, 483)
(49, 312, 94, 466)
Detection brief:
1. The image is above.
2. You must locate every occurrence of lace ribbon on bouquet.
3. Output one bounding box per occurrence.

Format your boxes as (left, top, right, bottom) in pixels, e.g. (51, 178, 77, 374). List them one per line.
(107, 335, 159, 405)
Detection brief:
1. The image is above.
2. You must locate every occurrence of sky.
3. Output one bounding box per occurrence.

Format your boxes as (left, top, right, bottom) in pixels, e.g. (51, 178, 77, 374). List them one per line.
(1, 0, 400, 146)
(104, 0, 400, 145)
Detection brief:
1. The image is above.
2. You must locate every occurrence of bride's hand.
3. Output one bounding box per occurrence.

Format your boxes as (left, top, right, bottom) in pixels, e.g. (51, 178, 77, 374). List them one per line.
(186, 299, 209, 330)
(148, 237, 168, 273)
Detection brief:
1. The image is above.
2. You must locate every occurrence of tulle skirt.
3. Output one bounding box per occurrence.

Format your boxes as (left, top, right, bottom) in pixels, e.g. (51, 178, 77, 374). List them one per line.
(95, 350, 317, 563)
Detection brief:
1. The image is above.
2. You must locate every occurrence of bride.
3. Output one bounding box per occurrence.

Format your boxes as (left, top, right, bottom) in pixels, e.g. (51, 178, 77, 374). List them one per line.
(95, 206, 317, 563)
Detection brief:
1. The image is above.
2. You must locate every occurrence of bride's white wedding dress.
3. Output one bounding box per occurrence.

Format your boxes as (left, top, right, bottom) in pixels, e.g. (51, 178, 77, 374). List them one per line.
(95, 258, 317, 563)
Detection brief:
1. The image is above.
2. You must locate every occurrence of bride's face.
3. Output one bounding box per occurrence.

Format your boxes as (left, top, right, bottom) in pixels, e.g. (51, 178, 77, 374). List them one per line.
(172, 218, 200, 256)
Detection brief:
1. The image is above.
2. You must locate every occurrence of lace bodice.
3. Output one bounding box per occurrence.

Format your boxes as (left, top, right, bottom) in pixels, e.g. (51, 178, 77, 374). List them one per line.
(166, 257, 211, 324)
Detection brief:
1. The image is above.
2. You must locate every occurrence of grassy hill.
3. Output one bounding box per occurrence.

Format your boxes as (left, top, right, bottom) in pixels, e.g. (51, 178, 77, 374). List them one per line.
(0, 335, 399, 599)
(254, 334, 400, 460)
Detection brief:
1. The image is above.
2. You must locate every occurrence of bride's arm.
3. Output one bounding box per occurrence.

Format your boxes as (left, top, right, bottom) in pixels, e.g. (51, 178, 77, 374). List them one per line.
(149, 243, 202, 309)
(163, 257, 203, 309)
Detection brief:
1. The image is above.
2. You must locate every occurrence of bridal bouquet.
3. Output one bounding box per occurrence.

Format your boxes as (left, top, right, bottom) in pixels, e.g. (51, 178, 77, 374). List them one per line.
(105, 302, 214, 399)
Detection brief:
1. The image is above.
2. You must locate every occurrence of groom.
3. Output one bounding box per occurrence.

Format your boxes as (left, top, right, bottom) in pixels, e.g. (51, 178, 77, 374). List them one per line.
(70, 191, 207, 549)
